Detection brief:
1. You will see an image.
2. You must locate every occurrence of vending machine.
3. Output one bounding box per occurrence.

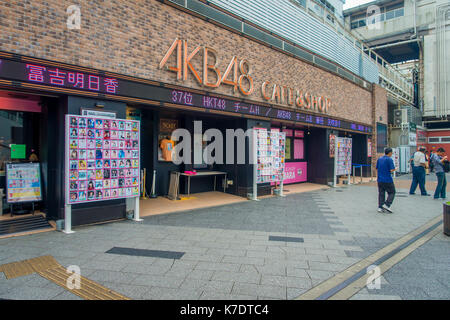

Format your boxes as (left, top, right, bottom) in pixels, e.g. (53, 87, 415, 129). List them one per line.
(398, 146, 411, 174)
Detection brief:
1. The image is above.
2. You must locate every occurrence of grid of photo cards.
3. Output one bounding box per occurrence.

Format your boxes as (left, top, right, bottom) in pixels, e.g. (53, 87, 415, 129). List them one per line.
(66, 115, 140, 204)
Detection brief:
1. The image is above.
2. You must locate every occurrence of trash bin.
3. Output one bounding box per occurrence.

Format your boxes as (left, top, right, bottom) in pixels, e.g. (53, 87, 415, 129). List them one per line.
(444, 202, 450, 236)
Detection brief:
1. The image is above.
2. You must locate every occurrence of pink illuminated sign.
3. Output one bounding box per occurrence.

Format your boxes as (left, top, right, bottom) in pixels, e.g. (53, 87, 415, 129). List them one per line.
(271, 162, 307, 185)
(294, 130, 304, 138)
(25, 64, 119, 94)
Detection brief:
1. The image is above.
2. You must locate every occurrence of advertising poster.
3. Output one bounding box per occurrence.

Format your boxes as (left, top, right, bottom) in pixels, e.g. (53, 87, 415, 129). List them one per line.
(294, 139, 304, 159)
(329, 134, 336, 158)
(6, 162, 42, 203)
(256, 129, 286, 184)
(335, 137, 352, 176)
(367, 138, 372, 157)
(66, 115, 140, 204)
(285, 138, 291, 160)
(392, 148, 400, 171)
(271, 162, 307, 185)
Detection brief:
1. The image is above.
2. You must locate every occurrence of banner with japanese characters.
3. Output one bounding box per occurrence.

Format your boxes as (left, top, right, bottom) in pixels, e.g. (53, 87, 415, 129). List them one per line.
(65, 115, 140, 204)
(6, 162, 42, 203)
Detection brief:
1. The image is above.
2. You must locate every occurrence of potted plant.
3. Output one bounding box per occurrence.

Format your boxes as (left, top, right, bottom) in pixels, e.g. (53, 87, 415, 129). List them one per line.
(444, 202, 450, 236)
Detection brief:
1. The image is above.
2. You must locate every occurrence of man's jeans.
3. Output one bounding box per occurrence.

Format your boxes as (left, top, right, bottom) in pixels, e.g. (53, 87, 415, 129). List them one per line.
(378, 182, 396, 208)
(434, 172, 447, 199)
(410, 166, 427, 195)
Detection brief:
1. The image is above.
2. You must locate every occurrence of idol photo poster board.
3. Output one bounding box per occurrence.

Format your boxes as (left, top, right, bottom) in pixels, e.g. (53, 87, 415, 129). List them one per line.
(255, 129, 286, 184)
(65, 115, 140, 205)
(6, 162, 42, 203)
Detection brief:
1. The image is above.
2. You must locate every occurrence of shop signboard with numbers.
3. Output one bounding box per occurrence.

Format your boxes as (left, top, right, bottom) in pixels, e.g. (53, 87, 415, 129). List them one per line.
(65, 115, 140, 204)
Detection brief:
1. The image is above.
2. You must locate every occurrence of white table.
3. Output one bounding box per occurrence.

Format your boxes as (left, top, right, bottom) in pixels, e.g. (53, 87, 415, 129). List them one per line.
(179, 171, 227, 196)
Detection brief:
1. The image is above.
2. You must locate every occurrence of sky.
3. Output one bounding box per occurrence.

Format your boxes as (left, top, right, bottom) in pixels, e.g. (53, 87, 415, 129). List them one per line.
(343, 0, 375, 10)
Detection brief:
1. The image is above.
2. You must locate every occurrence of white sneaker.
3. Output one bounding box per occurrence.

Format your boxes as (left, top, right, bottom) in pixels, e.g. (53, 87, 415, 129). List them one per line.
(382, 205, 393, 213)
(377, 208, 384, 213)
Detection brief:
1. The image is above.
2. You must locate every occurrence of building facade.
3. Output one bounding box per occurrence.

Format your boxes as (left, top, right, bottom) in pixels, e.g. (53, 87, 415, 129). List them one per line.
(0, 0, 387, 226)
(344, 0, 450, 153)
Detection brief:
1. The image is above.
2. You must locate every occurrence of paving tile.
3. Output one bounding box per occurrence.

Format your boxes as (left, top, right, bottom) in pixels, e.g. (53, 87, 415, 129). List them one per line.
(222, 256, 265, 266)
(252, 264, 287, 276)
(200, 292, 257, 300)
(181, 253, 224, 263)
(350, 293, 402, 300)
(308, 261, 349, 272)
(287, 287, 307, 300)
(180, 278, 233, 294)
(195, 262, 241, 272)
(306, 270, 336, 280)
(0, 284, 65, 300)
(232, 282, 286, 300)
(211, 271, 261, 284)
(142, 287, 202, 300)
(185, 269, 215, 281)
(131, 275, 185, 289)
(82, 260, 129, 272)
(88, 270, 138, 285)
(98, 282, 150, 300)
(260, 275, 312, 289)
(286, 267, 309, 278)
(51, 290, 84, 300)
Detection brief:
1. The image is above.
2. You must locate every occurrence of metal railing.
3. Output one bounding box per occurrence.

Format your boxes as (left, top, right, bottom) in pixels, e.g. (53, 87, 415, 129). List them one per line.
(298, 0, 414, 104)
(169, 0, 414, 105)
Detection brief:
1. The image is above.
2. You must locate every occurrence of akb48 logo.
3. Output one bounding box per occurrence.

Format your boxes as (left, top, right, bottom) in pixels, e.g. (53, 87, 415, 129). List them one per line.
(159, 38, 254, 95)
(160, 38, 331, 114)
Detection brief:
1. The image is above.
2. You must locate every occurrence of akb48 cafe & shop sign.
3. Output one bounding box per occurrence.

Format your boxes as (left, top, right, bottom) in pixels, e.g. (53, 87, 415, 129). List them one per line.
(0, 0, 387, 227)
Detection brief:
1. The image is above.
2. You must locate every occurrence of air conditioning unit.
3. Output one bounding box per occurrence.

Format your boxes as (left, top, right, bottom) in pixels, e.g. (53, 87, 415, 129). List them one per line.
(394, 109, 408, 126)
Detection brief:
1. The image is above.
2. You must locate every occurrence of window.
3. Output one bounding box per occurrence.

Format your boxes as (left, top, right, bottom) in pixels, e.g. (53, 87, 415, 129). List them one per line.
(395, 8, 404, 18)
(376, 123, 387, 153)
(292, 0, 306, 8)
(0, 110, 41, 173)
(428, 137, 440, 143)
(385, 10, 396, 20)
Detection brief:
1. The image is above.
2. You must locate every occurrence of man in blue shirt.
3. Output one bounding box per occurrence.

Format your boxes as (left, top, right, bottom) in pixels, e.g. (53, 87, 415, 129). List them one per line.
(376, 148, 396, 213)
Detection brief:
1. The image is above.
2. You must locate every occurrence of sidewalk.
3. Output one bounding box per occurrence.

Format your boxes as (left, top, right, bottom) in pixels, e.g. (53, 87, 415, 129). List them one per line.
(0, 178, 447, 300)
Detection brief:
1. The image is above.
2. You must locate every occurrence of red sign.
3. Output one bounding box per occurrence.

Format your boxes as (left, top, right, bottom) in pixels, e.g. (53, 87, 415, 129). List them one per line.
(294, 130, 304, 138)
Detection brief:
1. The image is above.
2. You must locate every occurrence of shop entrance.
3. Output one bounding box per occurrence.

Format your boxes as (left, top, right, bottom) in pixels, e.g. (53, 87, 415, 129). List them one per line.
(133, 106, 251, 217)
(0, 91, 47, 222)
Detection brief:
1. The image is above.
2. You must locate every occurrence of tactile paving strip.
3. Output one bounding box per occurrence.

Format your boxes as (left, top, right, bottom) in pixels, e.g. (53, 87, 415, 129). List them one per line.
(0, 255, 130, 300)
(0, 260, 35, 279)
(38, 266, 130, 300)
(26, 255, 60, 272)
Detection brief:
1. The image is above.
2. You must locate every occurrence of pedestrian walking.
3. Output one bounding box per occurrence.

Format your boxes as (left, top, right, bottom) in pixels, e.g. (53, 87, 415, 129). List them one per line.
(429, 150, 435, 173)
(431, 147, 448, 199)
(409, 146, 430, 196)
(376, 148, 396, 213)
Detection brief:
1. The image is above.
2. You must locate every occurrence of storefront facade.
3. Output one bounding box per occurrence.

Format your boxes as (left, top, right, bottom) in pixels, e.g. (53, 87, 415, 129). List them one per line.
(0, 0, 387, 226)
